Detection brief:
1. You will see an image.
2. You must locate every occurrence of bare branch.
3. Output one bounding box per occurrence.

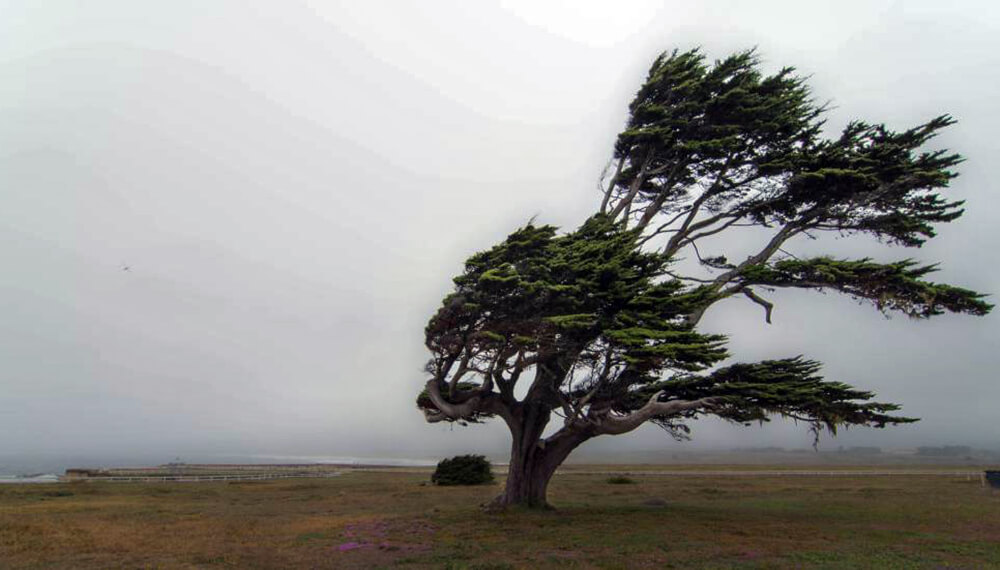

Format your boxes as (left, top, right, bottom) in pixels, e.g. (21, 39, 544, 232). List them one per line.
(591, 391, 720, 435)
(447, 352, 472, 398)
(713, 224, 802, 287)
(673, 215, 748, 250)
(426, 378, 483, 421)
(742, 287, 774, 324)
(608, 149, 656, 221)
(423, 408, 449, 423)
(646, 154, 734, 236)
(423, 378, 515, 428)
(664, 270, 716, 284)
(687, 240, 710, 266)
(636, 207, 693, 246)
(777, 247, 800, 260)
(599, 157, 626, 214)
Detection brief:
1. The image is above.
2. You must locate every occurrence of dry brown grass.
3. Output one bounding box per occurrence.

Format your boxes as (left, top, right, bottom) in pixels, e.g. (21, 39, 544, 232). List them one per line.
(1, 467, 999, 568)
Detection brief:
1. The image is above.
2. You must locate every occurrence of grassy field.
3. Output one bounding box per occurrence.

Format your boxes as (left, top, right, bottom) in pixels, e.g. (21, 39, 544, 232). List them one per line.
(2, 467, 999, 568)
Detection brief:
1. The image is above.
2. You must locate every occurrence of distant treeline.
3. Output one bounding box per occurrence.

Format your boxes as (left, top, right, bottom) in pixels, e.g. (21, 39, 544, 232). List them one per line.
(735, 446, 883, 454)
(915, 446, 973, 457)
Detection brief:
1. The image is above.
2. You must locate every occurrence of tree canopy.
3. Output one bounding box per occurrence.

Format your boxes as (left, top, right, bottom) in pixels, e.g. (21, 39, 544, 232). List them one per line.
(416, 48, 991, 509)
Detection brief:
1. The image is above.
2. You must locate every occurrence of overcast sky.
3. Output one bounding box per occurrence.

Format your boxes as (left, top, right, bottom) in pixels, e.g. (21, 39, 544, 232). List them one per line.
(2, 1, 998, 467)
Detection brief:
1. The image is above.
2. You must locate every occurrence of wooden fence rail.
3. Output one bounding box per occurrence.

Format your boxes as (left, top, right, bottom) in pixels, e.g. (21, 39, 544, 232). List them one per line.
(61, 472, 342, 483)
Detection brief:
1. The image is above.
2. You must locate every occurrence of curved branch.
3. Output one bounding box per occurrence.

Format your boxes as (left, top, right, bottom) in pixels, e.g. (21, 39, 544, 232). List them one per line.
(591, 391, 720, 435)
(423, 408, 450, 423)
(426, 379, 482, 420)
(422, 378, 515, 427)
(742, 287, 774, 324)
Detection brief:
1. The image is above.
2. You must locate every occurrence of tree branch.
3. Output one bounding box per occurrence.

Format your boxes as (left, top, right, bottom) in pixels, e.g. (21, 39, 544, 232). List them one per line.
(657, 155, 734, 244)
(599, 157, 626, 214)
(671, 215, 748, 254)
(608, 149, 657, 222)
(742, 287, 774, 324)
(591, 391, 719, 435)
(448, 352, 472, 398)
(712, 224, 802, 287)
(426, 378, 482, 420)
(636, 207, 693, 246)
(422, 378, 514, 426)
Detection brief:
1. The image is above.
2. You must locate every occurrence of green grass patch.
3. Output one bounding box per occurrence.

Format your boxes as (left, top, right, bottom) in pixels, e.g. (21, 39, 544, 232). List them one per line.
(1, 469, 998, 568)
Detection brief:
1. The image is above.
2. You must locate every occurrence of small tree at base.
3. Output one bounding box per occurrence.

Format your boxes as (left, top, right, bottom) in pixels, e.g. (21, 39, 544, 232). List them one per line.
(416, 48, 992, 509)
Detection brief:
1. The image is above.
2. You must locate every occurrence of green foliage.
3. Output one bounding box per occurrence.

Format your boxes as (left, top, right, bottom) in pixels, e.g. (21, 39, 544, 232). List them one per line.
(739, 257, 992, 318)
(641, 357, 917, 441)
(606, 476, 637, 485)
(771, 116, 965, 247)
(610, 48, 821, 225)
(610, 49, 968, 251)
(618, 49, 817, 172)
(431, 455, 495, 486)
(423, 215, 729, 414)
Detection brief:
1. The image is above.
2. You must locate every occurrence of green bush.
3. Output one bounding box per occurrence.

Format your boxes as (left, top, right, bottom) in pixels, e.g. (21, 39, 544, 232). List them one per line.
(431, 455, 494, 486)
(606, 475, 636, 485)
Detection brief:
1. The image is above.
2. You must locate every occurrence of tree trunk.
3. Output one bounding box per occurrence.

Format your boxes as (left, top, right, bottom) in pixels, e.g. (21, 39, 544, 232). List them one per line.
(496, 449, 554, 508)
(490, 403, 590, 509)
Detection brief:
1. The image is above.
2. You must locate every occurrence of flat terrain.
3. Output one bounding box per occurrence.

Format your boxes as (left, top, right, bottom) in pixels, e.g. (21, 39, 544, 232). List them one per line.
(2, 467, 999, 569)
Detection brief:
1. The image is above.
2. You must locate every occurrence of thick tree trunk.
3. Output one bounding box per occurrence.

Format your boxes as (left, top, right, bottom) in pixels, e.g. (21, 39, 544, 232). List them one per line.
(497, 450, 554, 508)
(492, 403, 551, 508)
(490, 403, 590, 509)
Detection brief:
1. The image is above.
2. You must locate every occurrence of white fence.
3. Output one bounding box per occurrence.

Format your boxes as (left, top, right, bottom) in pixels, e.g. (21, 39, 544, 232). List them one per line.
(61, 472, 341, 483)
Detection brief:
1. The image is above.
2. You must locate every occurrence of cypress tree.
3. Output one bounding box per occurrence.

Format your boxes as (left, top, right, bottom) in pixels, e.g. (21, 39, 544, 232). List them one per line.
(417, 49, 991, 509)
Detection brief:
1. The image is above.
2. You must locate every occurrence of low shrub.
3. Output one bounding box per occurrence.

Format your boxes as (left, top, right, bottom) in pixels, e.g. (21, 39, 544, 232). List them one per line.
(431, 455, 494, 486)
(606, 475, 636, 485)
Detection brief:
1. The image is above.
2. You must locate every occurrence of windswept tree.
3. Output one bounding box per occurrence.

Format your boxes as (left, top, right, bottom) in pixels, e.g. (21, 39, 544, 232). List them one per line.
(417, 49, 991, 509)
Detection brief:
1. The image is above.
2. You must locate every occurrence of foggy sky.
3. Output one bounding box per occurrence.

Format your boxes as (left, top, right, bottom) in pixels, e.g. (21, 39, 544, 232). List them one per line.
(2, 1, 998, 466)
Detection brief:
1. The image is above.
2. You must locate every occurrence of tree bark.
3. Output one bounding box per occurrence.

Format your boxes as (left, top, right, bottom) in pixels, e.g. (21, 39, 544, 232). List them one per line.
(492, 403, 551, 508)
(492, 394, 716, 508)
(490, 404, 590, 509)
